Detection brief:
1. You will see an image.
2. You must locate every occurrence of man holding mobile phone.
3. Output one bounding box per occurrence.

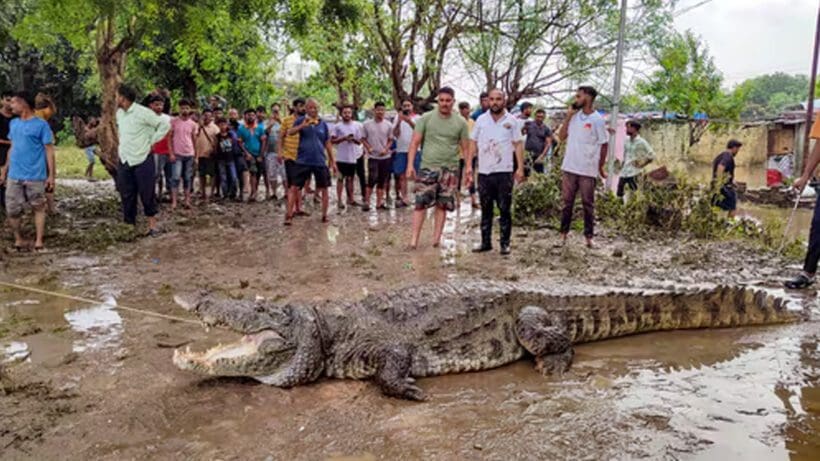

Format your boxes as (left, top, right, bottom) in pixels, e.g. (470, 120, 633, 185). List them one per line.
(392, 99, 419, 208)
(557, 85, 608, 248)
(330, 105, 364, 209)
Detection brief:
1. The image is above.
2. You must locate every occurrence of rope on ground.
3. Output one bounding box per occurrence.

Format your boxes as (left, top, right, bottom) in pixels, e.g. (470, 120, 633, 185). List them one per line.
(0, 280, 202, 326)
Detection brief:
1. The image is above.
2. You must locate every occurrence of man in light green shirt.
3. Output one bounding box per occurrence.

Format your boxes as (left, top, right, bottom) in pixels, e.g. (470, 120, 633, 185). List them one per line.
(406, 86, 469, 249)
(616, 120, 655, 201)
(115, 85, 170, 235)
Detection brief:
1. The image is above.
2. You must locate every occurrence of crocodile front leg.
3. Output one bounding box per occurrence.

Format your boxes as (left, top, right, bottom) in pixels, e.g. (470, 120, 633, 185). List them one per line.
(515, 306, 574, 375)
(373, 344, 425, 401)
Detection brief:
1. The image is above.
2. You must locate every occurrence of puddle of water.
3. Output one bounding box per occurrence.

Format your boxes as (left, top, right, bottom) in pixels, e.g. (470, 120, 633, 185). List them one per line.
(63, 296, 123, 353)
(686, 163, 813, 239)
(2, 341, 31, 363)
(1, 289, 124, 359)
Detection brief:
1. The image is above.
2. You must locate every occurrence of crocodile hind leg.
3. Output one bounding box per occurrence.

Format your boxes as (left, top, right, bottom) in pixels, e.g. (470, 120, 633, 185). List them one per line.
(373, 344, 425, 401)
(515, 306, 574, 375)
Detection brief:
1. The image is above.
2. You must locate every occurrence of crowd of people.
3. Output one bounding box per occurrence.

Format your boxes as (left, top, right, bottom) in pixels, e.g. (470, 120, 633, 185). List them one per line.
(6, 82, 820, 291)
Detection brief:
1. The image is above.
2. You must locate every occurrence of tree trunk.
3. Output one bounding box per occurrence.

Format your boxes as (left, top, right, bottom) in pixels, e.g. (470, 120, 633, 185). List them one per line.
(96, 48, 126, 178)
(182, 75, 197, 101)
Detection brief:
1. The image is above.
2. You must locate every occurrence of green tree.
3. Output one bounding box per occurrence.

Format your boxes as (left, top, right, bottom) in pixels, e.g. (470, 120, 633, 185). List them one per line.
(12, 0, 324, 174)
(360, 0, 469, 108)
(637, 30, 744, 147)
(735, 73, 811, 118)
(294, 0, 391, 112)
(458, 0, 675, 108)
(0, 0, 98, 129)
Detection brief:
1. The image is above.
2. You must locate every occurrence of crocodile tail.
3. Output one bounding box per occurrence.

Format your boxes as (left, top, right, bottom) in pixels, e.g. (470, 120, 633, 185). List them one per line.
(566, 286, 804, 344)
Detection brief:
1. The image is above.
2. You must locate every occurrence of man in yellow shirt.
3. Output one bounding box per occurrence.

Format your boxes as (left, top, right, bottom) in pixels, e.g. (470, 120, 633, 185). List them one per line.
(279, 98, 306, 221)
(785, 114, 820, 289)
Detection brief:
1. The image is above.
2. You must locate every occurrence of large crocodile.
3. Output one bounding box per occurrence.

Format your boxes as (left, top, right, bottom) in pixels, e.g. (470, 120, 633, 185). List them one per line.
(172, 282, 803, 400)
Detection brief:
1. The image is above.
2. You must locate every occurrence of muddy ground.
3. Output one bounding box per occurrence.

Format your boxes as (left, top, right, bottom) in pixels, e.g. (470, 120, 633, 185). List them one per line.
(0, 180, 818, 460)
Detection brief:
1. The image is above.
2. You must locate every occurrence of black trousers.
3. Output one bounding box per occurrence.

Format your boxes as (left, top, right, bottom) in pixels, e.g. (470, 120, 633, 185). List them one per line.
(117, 157, 158, 225)
(616, 176, 638, 197)
(804, 193, 820, 274)
(478, 172, 513, 246)
(356, 155, 366, 200)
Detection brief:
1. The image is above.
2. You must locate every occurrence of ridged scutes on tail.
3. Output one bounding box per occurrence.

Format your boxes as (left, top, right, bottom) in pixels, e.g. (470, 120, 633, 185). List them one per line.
(567, 285, 802, 344)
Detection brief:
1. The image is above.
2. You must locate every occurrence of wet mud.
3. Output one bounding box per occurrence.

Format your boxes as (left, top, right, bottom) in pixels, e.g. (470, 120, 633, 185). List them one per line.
(0, 181, 818, 460)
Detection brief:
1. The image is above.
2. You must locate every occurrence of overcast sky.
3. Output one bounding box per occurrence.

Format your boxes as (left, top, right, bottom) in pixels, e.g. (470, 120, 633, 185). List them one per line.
(674, 0, 818, 86)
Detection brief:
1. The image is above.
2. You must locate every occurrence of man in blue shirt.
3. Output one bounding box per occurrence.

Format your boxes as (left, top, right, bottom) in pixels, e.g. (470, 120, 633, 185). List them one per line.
(285, 98, 337, 224)
(470, 92, 489, 121)
(237, 109, 267, 202)
(0, 91, 55, 251)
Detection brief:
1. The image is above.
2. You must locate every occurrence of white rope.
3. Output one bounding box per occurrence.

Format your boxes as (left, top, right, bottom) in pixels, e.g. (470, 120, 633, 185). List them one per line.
(0, 281, 202, 325)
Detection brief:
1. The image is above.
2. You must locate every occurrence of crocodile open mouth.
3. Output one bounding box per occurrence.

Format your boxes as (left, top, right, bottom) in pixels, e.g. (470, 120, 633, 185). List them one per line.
(173, 330, 293, 377)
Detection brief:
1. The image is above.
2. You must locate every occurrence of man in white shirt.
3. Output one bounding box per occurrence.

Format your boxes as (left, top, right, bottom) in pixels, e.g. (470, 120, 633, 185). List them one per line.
(392, 99, 418, 207)
(330, 105, 364, 209)
(467, 89, 525, 255)
(557, 85, 609, 248)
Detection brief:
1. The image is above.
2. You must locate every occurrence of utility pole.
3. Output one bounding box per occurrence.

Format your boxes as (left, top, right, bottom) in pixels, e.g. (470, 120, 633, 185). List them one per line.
(804, 1, 820, 166)
(606, 0, 628, 189)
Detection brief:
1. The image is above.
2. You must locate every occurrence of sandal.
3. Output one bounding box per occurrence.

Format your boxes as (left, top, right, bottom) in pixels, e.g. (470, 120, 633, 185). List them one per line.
(321, 215, 329, 223)
(284, 215, 293, 226)
(784, 273, 815, 289)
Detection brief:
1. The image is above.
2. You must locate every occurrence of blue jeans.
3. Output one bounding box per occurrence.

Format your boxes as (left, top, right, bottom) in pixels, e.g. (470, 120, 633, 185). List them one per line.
(154, 154, 174, 192)
(173, 156, 195, 192)
(218, 159, 239, 199)
(84, 146, 96, 165)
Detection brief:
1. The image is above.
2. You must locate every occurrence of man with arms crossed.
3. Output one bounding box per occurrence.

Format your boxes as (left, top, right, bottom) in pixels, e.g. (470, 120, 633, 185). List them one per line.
(330, 105, 364, 209)
(406, 87, 469, 249)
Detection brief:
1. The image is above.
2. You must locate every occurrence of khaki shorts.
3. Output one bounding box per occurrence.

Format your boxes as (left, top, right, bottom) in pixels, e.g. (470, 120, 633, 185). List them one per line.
(5, 179, 47, 218)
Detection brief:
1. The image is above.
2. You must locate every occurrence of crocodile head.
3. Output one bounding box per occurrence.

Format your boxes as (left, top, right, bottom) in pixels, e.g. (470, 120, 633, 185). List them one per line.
(173, 330, 297, 379)
(172, 293, 304, 382)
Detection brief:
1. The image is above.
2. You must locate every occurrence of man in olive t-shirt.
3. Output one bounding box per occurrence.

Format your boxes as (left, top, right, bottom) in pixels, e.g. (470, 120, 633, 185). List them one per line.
(406, 86, 469, 249)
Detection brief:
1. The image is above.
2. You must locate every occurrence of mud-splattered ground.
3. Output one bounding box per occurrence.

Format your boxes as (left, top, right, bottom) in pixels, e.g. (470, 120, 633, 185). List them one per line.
(0, 180, 817, 460)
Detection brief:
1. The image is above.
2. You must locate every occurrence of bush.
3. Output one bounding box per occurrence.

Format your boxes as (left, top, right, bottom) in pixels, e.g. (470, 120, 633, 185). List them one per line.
(512, 166, 562, 226)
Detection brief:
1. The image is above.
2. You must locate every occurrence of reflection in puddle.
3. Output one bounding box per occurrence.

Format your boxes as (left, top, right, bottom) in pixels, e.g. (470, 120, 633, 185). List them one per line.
(2, 341, 31, 363)
(62, 296, 123, 353)
(326, 226, 339, 245)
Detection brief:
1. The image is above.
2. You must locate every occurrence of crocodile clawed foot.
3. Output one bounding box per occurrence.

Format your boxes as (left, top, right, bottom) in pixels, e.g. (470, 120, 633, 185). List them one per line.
(379, 377, 426, 401)
(534, 349, 574, 376)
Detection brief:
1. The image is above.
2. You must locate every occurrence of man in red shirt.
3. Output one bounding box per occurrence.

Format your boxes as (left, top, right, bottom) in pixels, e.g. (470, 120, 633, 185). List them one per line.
(148, 95, 173, 202)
